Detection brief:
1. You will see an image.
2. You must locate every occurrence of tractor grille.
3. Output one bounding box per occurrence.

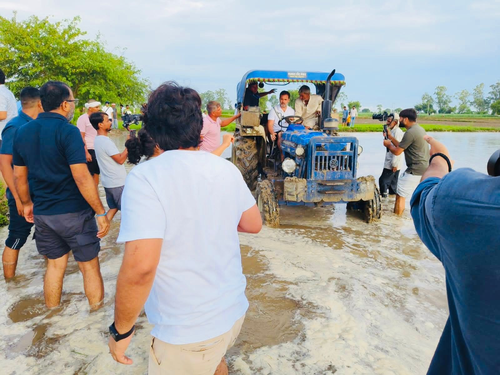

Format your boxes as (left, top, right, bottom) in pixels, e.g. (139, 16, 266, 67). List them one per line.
(314, 154, 352, 172)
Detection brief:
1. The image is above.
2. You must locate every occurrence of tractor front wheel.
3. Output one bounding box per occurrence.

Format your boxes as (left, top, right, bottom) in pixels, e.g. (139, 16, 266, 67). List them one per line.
(363, 184, 382, 223)
(257, 180, 280, 227)
(232, 132, 259, 191)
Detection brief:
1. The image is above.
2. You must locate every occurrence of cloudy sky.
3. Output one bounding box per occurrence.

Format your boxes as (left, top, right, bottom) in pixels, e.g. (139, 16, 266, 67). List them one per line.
(4, 0, 500, 109)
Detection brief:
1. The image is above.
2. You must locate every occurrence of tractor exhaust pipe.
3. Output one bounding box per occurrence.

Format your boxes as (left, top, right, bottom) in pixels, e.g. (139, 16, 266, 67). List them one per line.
(321, 69, 336, 130)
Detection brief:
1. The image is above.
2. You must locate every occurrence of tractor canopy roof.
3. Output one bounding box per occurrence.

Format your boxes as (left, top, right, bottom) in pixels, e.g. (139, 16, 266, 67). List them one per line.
(236, 70, 346, 104)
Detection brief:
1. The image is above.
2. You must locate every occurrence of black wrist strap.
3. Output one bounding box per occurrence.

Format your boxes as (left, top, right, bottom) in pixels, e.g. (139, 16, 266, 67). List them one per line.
(429, 152, 452, 172)
(110, 322, 135, 341)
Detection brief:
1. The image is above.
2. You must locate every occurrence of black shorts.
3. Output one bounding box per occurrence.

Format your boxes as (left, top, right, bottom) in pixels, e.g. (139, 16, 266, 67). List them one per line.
(6, 194, 34, 250)
(104, 186, 124, 210)
(87, 149, 100, 176)
(33, 208, 100, 262)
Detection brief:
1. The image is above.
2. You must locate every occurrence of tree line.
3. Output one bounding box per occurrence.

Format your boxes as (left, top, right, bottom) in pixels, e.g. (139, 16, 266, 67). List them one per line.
(416, 83, 500, 115)
(0, 14, 149, 105)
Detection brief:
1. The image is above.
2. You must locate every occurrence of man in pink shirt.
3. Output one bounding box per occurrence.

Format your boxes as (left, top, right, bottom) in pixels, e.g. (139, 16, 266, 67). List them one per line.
(77, 100, 101, 185)
(200, 101, 240, 156)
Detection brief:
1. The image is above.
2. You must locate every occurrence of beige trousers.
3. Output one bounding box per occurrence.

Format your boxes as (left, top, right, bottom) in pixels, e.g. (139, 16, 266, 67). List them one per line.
(149, 315, 245, 375)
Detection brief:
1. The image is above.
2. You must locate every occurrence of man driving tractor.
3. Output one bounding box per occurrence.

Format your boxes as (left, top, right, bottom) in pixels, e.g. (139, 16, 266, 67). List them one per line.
(267, 90, 295, 161)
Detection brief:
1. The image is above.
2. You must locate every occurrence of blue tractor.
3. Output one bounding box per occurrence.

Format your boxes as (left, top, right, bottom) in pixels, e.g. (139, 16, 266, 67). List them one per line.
(231, 69, 381, 226)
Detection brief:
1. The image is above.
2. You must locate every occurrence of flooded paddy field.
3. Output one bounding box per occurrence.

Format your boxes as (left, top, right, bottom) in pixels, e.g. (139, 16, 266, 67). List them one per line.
(1, 132, 498, 374)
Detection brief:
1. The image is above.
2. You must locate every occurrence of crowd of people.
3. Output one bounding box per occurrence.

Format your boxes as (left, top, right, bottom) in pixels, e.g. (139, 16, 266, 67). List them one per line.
(0, 67, 498, 374)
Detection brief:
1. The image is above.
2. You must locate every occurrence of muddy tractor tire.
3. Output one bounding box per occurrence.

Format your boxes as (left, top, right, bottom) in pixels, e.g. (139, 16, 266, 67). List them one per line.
(363, 184, 382, 223)
(256, 180, 280, 227)
(232, 132, 259, 191)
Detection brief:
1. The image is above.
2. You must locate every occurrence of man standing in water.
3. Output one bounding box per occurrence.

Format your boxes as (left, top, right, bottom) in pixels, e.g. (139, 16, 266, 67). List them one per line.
(379, 113, 404, 198)
(0, 87, 43, 279)
(77, 100, 101, 185)
(108, 82, 262, 374)
(411, 136, 500, 374)
(90, 111, 128, 223)
(383, 108, 429, 215)
(13, 81, 110, 309)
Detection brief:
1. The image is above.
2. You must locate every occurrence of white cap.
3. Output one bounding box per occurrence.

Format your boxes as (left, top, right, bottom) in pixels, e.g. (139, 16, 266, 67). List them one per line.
(85, 101, 101, 109)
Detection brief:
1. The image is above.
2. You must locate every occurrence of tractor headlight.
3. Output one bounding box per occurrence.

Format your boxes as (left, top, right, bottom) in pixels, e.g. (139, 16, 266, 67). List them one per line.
(358, 145, 364, 156)
(296, 146, 305, 156)
(282, 158, 297, 174)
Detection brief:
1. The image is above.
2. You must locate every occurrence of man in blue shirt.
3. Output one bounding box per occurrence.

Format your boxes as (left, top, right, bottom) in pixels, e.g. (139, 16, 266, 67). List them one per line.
(0, 87, 43, 279)
(13, 81, 110, 310)
(410, 136, 500, 374)
(342, 105, 349, 126)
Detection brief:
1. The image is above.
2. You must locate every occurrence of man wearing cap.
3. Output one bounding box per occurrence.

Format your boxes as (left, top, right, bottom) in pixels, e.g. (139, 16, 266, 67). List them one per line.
(77, 100, 101, 185)
(379, 113, 404, 198)
(384, 108, 429, 215)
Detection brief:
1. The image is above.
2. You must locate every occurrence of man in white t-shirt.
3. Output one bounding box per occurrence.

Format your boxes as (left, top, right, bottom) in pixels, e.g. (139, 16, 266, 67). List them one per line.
(90, 112, 128, 222)
(101, 101, 114, 122)
(294, 85, 323, 129)
(108, 83, 262, 375)
(267, 90, 295, 160)
(350, 106, 358, 127)
(0, 69, 18, 146)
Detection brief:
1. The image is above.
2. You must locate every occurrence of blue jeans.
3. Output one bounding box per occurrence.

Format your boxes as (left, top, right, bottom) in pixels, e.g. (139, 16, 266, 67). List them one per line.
(351, 117, 356, 127)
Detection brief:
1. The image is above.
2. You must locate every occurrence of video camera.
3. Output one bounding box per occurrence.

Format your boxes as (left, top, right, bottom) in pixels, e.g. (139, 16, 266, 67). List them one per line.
(372, 111, 390, 122)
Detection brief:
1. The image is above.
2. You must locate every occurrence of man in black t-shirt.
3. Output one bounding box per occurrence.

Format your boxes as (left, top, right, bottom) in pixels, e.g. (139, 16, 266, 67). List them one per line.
(13, 81, 110, 309)
(243, 82, 276, 110)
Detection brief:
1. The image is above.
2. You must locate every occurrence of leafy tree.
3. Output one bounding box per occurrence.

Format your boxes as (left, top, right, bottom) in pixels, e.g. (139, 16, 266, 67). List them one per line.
(288, 90, 299, 109)
(394, 107, 402, 113)
(335, 92, 348, 109)
(346, 101, 360, 111)
(491, 100, 500, 115)
(199, 90, 216, 111)
(419, 93, 435, 115)
(361, 108, 371, 113)
(434, 86, 452, 113)
(268, 95, 279, 109)
(472, 83, 490, 113)
(376, 104, 383, 113)
(384, 108, 392, 114)
(455, 89, 471, 114)
(0, 14, 149, 105)
(489, 81, 500, 102)
(258, 89, 268, 112)
(214, 88, 232, 109)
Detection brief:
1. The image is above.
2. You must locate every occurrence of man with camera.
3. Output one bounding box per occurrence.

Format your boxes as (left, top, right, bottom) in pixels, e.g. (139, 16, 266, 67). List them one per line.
(383, 108, 429, 216)
(410, 136, 500, 374)
(379, 113, 404, 198)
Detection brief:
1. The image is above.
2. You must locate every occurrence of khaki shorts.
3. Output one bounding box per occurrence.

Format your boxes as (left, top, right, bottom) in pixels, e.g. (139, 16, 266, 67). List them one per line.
(149, 314, 245, 375)
(396, 171, 422, 198)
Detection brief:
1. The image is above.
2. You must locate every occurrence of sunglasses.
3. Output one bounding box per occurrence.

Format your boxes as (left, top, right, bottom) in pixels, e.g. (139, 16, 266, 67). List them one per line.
(66, 99, 80, 105)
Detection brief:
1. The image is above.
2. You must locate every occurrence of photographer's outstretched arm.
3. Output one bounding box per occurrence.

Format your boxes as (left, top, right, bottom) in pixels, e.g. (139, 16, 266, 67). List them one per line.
(421, 135, 452, 182)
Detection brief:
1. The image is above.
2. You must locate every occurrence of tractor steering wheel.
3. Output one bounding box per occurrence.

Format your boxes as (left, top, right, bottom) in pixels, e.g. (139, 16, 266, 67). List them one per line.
(278, 115, 304, 129)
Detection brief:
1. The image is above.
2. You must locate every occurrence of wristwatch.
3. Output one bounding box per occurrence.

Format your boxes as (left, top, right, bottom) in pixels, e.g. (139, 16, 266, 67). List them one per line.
(109, 322, 135, 342)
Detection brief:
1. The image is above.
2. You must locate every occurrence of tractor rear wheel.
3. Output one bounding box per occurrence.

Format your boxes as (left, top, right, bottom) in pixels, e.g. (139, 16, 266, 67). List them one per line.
(363, 183, 382, 223)
(257, 180, 280, 227)
(232, 132, 259, 191)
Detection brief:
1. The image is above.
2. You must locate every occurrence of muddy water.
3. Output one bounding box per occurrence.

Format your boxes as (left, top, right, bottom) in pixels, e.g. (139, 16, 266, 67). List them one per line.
(0, 132, 498, 374)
